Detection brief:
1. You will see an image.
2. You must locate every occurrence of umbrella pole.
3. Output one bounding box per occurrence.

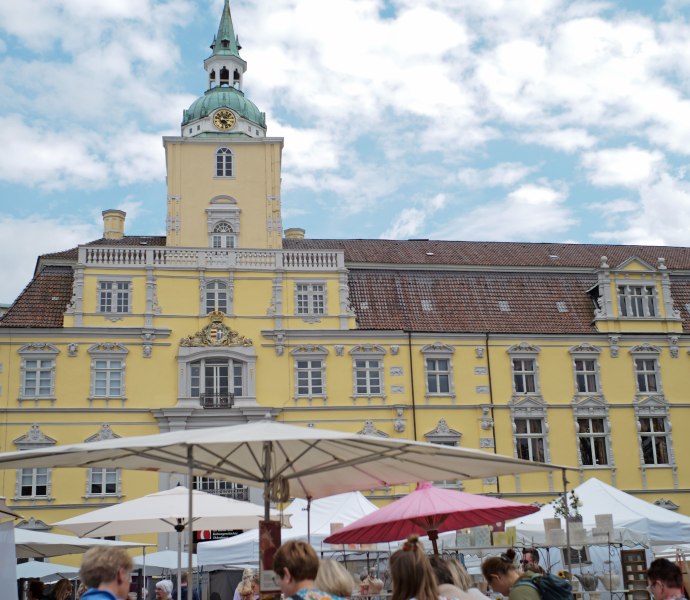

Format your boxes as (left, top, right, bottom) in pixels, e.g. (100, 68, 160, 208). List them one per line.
(429, 530, 439, 556)
(561, 469, 573, 578)
(263, 441, 272, 521)
(187, 446, 195, 600)
(177, 527, 183, 600)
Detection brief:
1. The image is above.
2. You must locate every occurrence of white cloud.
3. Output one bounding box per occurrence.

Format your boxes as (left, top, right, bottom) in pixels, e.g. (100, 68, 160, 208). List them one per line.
(457, 162, 538, 188)
(581, 146, 665, 188)
(380, 193, 447, 239)
(432, 183, 576, 241)
(522, 129, 597, 152)
(0, 215, 101, 304)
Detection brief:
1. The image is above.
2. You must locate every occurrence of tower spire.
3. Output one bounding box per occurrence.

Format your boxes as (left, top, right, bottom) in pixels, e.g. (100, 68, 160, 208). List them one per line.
(210, 0, 241, 58)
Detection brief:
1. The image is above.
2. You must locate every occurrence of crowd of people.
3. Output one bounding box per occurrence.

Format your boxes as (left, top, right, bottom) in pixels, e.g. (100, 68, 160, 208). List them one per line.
(23, 537, 687, 600)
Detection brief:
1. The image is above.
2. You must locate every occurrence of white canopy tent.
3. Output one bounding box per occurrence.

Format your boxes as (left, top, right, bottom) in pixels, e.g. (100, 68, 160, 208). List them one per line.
(16, 561, 78, 581)
(198, 491, 379, 567)
(509, 477, 690, 546)
(132, 550, 199, 575)
(14, 527, 149, 559)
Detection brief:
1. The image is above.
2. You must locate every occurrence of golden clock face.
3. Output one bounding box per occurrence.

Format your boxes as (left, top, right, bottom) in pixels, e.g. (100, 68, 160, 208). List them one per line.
(213, 109, 236, 130)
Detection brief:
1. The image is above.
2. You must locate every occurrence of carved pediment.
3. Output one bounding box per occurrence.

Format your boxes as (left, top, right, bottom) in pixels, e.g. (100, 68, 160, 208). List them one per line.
(510, 395, 545, 409)
(17, 517, 51, 531)
(633, 394, 668, 408)
(358, 420, 389, 437)
(84, 424, 120, 443)
(18, 343, 59, 355)
(572, 394, 607, 408)
(350, 344, 386, 355)
(88, 342, 128, 354)
(654, 498, 679, 511)
(614, 256, 656, 272)
(421, 342, 455, 354)
(507, 342, 541, 354)
(290, 345, 328, 356)
(629, 343, 661, 355)
(14, 425, 56, 449)
(425, 418, 461, 440)
(180, 311, 252, 347)
(569, 343, 601, 354)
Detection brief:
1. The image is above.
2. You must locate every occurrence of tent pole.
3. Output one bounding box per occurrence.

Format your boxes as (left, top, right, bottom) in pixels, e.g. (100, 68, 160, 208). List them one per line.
(188, 446, 195, 600)
(561, 469, 573, 578)
(307, 497, 312, 545)
(263, 441, 272, 521)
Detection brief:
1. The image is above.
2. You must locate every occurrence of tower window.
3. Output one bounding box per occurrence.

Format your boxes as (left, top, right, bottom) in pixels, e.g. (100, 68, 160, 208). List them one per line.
(211, 222, 235, 248)
(216, 147, 233, 177)
(220, 67, 229, 86)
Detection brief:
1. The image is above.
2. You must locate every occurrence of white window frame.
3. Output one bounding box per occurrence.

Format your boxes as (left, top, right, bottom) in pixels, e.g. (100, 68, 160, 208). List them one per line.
(18, 467, 50, 499)
(199, 274, 234, 316)
(205, 280, 230, 314)
(576, 416, 610, 467)
(194, 477, 248, 501)
(206, 196, 240, 249)
(215, 147, 234, 178)
(97, 277, 132, 315)
(513, 417, 547, 462)
(638, 415, 671, 465)
(291, 345, 328, 401)
(86, 468, 120, 497)
(211, 221, 236, 249)
(508, 343, 541, 396)
(421, 342, 455, 399)
(13, 424, 56, 500)
(18, 344, 59, 404)
(630, 344, 663, 395)
(88, 343, 128, 404)
(294, 281, 327, 316)
(189, 357, 244, 404)
(350, 345, 386, 400)
(617, 283, 657, 318)
(569, 344, 602, 396)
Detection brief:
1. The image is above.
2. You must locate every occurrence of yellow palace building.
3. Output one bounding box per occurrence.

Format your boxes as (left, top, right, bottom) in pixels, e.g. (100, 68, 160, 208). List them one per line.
(1, 0, 689, 542)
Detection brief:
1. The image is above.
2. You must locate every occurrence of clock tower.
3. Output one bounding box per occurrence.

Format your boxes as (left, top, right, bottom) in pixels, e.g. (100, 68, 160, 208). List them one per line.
(164, 0, 282, 249)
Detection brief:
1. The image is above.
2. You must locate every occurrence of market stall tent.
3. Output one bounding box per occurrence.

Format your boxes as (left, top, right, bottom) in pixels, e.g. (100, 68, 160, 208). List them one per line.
(509, 477, 690, 546)
(198, 491, 378, 567)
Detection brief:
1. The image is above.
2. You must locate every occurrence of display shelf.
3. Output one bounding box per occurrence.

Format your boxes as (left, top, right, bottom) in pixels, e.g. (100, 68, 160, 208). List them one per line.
(620, 549, 649, 600)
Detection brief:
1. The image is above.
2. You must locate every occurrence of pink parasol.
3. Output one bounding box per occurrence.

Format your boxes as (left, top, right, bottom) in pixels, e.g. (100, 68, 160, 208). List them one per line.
(324, 481, 539, 554)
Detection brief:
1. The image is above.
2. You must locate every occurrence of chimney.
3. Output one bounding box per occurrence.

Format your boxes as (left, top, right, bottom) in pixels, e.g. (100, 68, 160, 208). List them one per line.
(284, 228, 305, 240)
(102, 209, 126, 240)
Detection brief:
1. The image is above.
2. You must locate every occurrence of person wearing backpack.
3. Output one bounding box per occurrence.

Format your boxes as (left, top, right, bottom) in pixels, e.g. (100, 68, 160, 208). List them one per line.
(482, 549, 573, 600)
(482, 550, 540, 600)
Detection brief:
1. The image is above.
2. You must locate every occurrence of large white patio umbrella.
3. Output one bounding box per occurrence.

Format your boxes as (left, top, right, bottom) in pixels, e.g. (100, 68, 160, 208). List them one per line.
(14, 527, 149, 559)
(0, 420, 569, 592)
(16, 560, 78, 581)
(54, 486, 289, 599)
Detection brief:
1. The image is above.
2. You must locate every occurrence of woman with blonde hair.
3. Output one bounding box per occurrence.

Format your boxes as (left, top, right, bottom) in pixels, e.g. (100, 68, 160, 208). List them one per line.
(50, 579, 74, 600)
(390, 535, 438, 600)
(316, 559, 356, 598)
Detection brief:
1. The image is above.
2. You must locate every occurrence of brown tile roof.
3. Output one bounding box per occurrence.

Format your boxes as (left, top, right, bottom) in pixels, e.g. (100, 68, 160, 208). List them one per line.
(0, 266, 74, 328)
(40, 236, 167, 262)
(671, 277, 690, 333)
(348, 270, 598, 333)
(284, 238, 690, 270)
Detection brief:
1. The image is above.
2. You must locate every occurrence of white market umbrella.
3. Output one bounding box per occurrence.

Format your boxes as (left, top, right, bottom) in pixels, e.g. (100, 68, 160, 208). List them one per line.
(55, 486, 289, 599)
(133, 550, 198, 573)
(14, 527, 149, 559)
(0, 420, 568, 591)
(16, 560, 78, 581)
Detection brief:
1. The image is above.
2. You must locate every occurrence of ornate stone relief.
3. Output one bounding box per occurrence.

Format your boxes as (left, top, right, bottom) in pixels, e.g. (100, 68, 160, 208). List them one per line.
(654, 498, 679, 511)
(393, 406, 405, 433)
(358, 420, 389, 437)
(85, 424, 119, 442)
(14, 424, 57, 449)
(480, 406, 494, 430)
(424, 418, 461, 446)
(668, 335, 679, 358)
(608, 335, 620, 358)
(180, 311, 252, 347)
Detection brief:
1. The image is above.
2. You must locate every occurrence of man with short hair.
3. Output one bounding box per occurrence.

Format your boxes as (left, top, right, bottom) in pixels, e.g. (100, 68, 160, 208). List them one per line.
(79, 546, 133, 600)
(172, 572, 200, 600)
(521, 548, 544, 574)
(647, 558, 685, 600)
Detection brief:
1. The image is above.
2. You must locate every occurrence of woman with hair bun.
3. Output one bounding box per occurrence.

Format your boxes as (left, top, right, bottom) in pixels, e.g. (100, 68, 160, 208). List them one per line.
(481, 549, 539, 600)
(390, 534, 439, 600)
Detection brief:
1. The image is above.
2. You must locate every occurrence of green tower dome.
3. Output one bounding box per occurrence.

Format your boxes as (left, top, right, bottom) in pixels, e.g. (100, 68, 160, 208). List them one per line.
(182, 86, 266, 129)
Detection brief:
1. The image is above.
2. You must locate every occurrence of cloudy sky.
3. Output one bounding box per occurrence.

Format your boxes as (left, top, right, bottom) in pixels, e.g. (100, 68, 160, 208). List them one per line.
(2, 0, 690, 304)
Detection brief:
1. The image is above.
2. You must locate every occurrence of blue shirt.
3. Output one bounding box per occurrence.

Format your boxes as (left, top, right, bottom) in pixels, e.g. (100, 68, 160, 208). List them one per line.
(294, 588, 346, 600)
(80, 590, 120, 600)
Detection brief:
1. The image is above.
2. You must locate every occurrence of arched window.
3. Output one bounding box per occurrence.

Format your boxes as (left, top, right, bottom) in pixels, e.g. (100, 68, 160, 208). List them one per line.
(190, 357, 244, 407)
(220, 67, 229, 86)
(205, 280, 228, 313)
(211, 222, 235, 249)
(216, 147, 233, 177)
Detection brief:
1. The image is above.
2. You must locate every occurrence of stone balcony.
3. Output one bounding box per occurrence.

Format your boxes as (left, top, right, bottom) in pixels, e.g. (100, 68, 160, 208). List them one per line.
(78, 245, 345, 271)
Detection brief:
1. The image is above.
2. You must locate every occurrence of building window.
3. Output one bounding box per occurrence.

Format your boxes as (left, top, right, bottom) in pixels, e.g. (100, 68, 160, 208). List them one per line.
(577, 417, 609, 466)
(22, 359, 54, 397)
(635, 358, 659, 393)
(618, 284, 657, 317)
(514, 418, 546, 462)
(94, 359, 123, 397)
(88, 344, 128, 402)
(205, 281, 229, 313)
(211, 222, 235, 248)
(216, 147, 233, 177)
(574, 359, 598, 393)
(296, 359, 324, 396)
(355, 359, 382, 395)
(295, 282, 326, 315)
(98, 280, 131, 314)
(639, 417, 669, 464)
(426, 358, 450, 394)
(194, 477, 248, 501)
(18, 468, 49, 498)
(512, 358, 536, 393)
(88, 468, 118, 496)
(18, 344, 59, 402)
(190, 358, 243, 407)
